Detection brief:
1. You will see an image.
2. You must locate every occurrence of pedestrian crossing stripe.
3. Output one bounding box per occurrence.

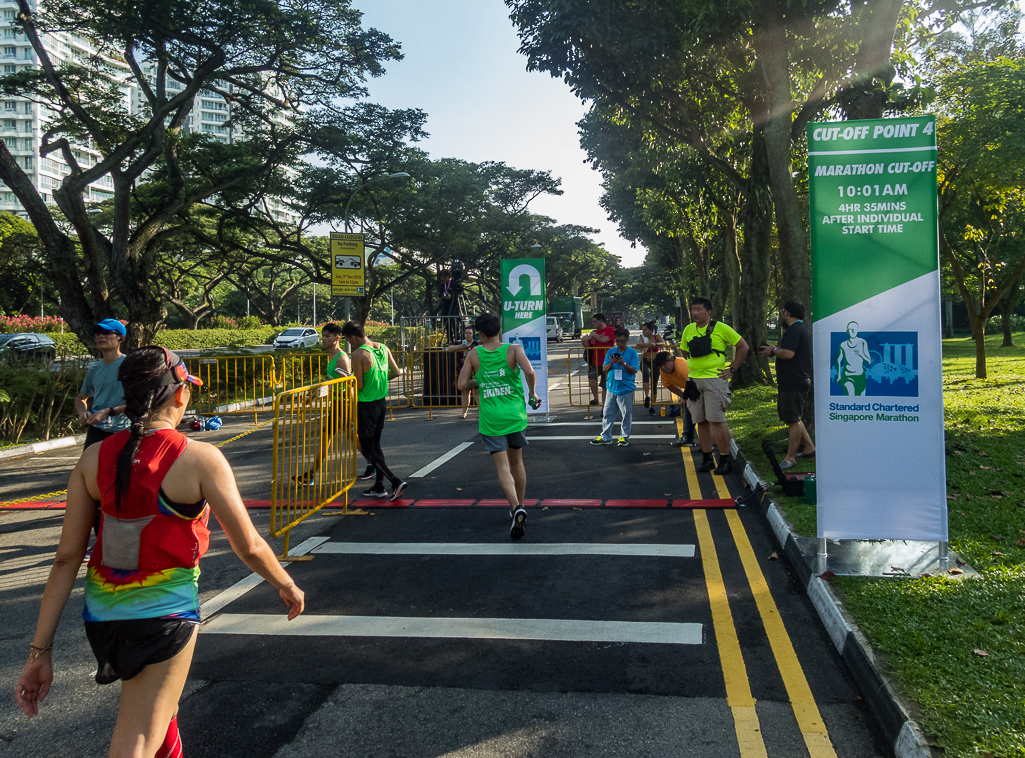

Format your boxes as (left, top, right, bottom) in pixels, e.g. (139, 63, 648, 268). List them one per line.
(201, 613, 703, 646)
(311, 542, 696, 557)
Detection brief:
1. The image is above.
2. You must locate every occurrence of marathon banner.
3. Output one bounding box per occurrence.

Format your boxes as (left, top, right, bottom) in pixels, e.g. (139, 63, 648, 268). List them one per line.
(331, 232, 365, 297)
(501, 258, 548, 414)
(808, 115, 947, 541)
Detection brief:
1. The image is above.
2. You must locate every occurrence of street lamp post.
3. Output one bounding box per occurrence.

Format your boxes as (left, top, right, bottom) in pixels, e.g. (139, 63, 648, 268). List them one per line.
(340, 172, 411, 321)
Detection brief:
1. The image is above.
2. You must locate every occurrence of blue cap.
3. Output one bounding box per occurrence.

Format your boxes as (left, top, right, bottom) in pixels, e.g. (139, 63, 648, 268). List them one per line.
(94, 319, 126, 337)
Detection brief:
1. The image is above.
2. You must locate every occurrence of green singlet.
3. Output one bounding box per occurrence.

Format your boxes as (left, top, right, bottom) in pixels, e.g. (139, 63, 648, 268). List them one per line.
(327, 352, 349, 379)
(475, 344, 527, 437)
(356, 344, 389, 402)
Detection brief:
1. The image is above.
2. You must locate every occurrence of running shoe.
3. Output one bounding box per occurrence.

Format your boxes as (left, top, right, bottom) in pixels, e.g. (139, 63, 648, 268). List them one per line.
(388, 480, 408, 501)
(617, 437, 629, 447)
(362, 485, 388, 498)
(292, 470, 314, 485)
(714, 458, 734, 476)
(357, 465, 377, 481)
(510, 507, 527, 540)
(589, 437, 613, 445)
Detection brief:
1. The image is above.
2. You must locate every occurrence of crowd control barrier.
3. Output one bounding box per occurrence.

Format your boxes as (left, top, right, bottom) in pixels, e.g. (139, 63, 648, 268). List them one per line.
(270, 375, 358, 560)
(182, 353, 332, 420)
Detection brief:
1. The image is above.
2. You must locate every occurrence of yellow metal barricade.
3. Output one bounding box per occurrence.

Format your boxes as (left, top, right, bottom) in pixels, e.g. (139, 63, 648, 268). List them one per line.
(273, 352, 330, 394)
(184, 355, 277, 419)
(385, 350, 413, 418)
(270, 376, 358, 561)
(567, 347, 684, 417)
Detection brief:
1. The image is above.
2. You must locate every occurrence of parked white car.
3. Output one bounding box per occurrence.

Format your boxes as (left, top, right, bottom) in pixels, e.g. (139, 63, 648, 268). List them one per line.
(545, 316, 564, 342)
(273, 327, 320, 349)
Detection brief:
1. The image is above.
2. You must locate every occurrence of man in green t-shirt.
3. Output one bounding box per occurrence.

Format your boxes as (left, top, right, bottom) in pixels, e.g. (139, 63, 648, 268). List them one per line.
(457, 312, 540, 540)
(680, 297, 750, 476)
(342, 321, 407, 501)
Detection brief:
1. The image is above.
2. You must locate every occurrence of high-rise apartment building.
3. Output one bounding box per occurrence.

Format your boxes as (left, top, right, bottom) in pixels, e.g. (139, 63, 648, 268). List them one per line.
(0, 7, 298, 225)
(0, 0, 129, 212)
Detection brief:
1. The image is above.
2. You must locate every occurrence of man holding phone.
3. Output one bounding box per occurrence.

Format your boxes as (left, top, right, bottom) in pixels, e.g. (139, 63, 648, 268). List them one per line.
(591, 328, 639, 447)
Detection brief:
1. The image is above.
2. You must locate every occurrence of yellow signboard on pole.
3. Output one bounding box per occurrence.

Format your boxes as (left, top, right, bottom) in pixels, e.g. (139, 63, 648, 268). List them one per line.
(331, 232, 366, 297)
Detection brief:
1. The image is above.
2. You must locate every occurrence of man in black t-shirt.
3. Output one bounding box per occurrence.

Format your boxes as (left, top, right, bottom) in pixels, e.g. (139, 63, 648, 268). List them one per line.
(761, 301, 816, 469)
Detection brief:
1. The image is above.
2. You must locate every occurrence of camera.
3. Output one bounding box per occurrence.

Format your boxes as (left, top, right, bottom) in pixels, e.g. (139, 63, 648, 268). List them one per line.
(450, 258, 463, 282)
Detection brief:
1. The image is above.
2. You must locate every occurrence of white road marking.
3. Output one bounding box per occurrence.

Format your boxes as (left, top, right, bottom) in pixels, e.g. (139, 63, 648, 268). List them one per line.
(409, 441, 475, 478)
(202, 613, 703, 645)
(313, 542, 695, 558)
(200, 536, 329, 620)
(526, 435, 676, 441)
(532, 421, 671, 426)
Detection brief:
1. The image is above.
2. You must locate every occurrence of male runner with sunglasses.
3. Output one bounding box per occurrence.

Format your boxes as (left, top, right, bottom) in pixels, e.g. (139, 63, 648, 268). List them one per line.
(75, 320, 130, 449)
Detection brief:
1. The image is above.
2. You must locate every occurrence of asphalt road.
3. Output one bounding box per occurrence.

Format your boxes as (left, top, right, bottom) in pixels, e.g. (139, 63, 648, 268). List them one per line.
(0, 342, 888, 757)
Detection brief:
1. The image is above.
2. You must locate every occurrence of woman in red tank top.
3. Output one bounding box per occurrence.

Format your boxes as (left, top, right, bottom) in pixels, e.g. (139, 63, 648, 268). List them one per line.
(16, 347, 305, 757)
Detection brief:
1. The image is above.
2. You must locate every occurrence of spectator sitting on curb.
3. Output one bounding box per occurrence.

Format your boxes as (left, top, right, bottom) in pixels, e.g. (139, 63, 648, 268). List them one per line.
(760, 300, 816, 469)
(680, 297, 749, 475)
(581, 313, 615, 406)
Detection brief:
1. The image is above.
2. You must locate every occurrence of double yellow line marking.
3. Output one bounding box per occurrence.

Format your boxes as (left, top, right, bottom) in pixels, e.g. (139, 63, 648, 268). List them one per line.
(681, 420, 835, 757)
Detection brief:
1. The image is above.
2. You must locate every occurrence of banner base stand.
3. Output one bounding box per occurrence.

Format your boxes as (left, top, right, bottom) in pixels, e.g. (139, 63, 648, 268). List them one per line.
(527, 414, 556, 425)
(800, 537, 974, 579)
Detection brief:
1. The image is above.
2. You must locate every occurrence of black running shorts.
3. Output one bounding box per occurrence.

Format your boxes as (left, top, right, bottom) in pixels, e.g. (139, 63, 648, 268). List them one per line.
(84, 618, 197, 684)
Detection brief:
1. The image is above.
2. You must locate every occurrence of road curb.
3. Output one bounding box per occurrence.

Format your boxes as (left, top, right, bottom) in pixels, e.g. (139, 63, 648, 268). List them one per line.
(0, 434, 86, 460)
(732, 442, 934, 758)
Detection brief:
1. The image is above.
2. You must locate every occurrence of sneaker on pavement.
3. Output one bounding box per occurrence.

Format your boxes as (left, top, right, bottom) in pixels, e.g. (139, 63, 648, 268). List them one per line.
(510, 507, 527, 540)
(648, 407, 656, 416)
(589, 436, 613, 445)
(357, 465, 377, 481)
(714, 458, 734, 476)
(670, 437, 686, 447)
(388, 480, 408, 501)
(293, 470, 314, 485)
(617, 437, 629, 447)
(362, 485, 388, 499)
(697, 457, 716, 473)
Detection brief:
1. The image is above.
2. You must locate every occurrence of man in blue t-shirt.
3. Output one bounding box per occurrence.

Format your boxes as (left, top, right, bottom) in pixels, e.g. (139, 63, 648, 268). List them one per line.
(590, 328, 639, 447)
(75, 319, 130, 449)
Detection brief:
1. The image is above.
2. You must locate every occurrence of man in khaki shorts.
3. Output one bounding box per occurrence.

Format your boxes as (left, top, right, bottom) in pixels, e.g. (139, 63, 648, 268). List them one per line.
(680, 298, 749, 475)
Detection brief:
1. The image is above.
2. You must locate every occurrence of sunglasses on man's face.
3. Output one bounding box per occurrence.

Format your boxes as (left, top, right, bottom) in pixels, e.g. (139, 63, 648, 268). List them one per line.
(94, 328, 120, 336)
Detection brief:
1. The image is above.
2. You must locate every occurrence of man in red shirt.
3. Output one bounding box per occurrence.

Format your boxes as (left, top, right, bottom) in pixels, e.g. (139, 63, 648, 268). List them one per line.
(581, 313, 615, 405)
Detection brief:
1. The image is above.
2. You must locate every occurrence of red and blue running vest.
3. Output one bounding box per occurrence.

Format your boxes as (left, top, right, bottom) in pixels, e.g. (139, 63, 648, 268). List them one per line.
(84, 429, 211, 622)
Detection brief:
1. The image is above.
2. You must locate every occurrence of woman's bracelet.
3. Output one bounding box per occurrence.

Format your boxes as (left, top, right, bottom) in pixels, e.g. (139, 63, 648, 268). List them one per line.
(28, 644, 52, 663)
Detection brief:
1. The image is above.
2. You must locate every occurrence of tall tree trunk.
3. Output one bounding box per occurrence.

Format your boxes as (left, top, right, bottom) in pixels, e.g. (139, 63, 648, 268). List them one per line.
(733, 130, 773, 386)
(753, 21, 811, 309)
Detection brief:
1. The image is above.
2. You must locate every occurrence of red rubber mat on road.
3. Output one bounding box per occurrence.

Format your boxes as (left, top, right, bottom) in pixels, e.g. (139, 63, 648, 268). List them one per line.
(538, 499, 602, 508)
(477, 499, 540, 508)
(671, 499, 735, 509)
(604, 499, 670, 508)
(408, 499, 476, 508)
(0, 501, 65, 509)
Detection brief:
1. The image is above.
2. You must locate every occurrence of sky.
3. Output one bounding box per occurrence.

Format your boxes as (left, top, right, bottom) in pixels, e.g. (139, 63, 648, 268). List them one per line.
(353, 0, 646, 268)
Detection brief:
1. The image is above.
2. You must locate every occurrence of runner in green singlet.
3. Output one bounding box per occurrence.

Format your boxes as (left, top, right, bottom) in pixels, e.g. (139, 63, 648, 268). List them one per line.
(342, 321, 407, 501)
(457, 312, 540, 540)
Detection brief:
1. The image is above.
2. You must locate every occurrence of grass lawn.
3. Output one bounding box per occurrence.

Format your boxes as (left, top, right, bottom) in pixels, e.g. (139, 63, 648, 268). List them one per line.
(731, 333, 1025, 758)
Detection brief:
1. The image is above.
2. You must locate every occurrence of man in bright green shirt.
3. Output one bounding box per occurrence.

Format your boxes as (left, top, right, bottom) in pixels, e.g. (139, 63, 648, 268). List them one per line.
(458, 312, 541, 540)
(680, 297, 750, 475)
(342, 321, 407, 501)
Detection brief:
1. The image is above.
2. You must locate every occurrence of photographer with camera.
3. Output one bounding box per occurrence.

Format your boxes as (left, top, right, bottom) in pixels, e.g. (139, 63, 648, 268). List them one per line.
(760, 301, 815, 469)
(437, 266, 463, 342)
(680, 298, 749, 475)
(589, 328, 639, 447)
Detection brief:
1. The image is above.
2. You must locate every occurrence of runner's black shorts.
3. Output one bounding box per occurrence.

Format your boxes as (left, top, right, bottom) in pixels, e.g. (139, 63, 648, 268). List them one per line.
(84, 618, 198, 684)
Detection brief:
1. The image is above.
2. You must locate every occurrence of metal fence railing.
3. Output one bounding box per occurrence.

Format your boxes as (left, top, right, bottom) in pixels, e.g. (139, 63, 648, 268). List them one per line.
(270, 376, 358, 560)
(565, 347, 687, 418)
(182, 354, 332, 420)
